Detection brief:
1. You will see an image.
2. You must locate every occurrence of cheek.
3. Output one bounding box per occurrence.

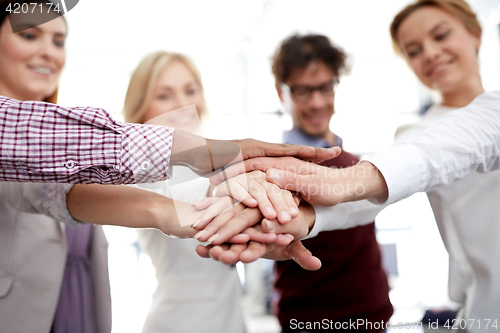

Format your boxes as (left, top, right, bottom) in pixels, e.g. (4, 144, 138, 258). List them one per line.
(408, 59, 428, 82)
(56, 52, 66, 72)
(0, 37, 31, 67)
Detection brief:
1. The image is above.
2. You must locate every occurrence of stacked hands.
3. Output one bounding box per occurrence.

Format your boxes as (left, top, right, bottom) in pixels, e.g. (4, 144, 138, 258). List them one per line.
(183, 147, 347, 272)
(158, 142, 386, 271)
(192, 167, 320, 270)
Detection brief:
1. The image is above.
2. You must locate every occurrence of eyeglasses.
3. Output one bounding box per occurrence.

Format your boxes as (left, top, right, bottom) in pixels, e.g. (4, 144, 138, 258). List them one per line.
(281, 79, 339, 104)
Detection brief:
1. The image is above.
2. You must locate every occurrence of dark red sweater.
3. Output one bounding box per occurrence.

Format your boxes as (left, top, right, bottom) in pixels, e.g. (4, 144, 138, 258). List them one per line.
(274, 151, 393, 332)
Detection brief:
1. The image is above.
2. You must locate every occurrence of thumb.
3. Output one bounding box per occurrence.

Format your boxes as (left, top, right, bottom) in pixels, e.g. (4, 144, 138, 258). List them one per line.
(288, 240, 322, 271)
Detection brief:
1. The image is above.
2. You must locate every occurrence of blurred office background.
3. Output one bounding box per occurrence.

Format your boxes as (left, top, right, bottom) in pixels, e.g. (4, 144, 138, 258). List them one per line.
(58, 1, 500, 332)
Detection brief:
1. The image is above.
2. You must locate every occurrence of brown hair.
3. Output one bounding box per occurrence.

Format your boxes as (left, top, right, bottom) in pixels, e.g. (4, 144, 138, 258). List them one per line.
(123, 51, 206, 124)
(272, 34, 349, 85)
(390, 0, 481, 56)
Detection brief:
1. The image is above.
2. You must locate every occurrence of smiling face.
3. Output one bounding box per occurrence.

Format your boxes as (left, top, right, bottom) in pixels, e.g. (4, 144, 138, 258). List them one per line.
(141, 60, 205, 132)
(0, 16, 66, 101)
(397, 6, 481, 95)
(279, 61, 335, 138)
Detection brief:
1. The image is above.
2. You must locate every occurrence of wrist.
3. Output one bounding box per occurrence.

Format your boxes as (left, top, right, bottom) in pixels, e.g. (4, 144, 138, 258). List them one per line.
(298, 202, 315, 237)
(340, 162, 388, 203)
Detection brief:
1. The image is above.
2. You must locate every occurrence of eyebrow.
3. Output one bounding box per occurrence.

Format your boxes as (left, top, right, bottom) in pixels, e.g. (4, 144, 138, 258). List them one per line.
(402, 21, 450, 49)
(429, 21, 449, 34)
(17, 25, 67, 37)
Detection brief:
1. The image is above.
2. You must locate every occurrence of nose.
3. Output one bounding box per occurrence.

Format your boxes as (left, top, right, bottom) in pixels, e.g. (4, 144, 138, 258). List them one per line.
(422, 41, 440, 63)
(38, 35, 59, 61)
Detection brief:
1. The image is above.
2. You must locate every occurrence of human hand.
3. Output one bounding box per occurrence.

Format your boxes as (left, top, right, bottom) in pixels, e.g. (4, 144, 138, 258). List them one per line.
(191, 194, 313, 245)
(170, 130, 341, 177)
(195, 170, 299, 224)
(226, 138, 341, 162)
(210, 157, 388, 206)
(194, 203, 319, 270)
(188, 201, 289, 246)
(196, 239, 321, 271)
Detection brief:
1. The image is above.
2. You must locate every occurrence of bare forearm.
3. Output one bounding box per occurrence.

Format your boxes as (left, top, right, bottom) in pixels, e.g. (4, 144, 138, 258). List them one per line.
(67, 184, 172, 229)
(338, 161, 389, 204)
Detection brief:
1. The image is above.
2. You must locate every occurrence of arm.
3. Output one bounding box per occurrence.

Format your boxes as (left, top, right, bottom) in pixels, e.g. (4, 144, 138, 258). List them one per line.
(42, 183, 275, 243)
(66, 184, 198, 238)
(196, 203, 321, 271)
(211, 90, 500, 206)
(0, 96, 339, 184)
(209, 156, 388, 206)
(366, 90, 500, 204)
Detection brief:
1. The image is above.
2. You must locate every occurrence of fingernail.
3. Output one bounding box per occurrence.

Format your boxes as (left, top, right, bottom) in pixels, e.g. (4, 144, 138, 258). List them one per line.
(263, 219, 273, 232)
(192, 219, 202, 228)
(265, 207, 275, 216)
(290, 207, 298, 215)
(248, 198, 258, 205)
(280, 211, 290, 221)
(285, 234, 294, 240)
(207, 234, 219, 244)
(194, 230, 206, 240)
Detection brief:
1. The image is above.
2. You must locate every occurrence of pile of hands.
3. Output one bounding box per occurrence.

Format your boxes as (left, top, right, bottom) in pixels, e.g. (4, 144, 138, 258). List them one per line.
(187, 156, 336, 271)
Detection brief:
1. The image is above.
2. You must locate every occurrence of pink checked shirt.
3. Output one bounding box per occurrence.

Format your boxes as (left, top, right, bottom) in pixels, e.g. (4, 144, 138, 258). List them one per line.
(0, 96, 174, 184)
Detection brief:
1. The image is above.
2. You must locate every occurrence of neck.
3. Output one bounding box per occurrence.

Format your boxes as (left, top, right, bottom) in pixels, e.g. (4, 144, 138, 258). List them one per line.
(440, 76, 484, 108)
(323, 131, 336, 145)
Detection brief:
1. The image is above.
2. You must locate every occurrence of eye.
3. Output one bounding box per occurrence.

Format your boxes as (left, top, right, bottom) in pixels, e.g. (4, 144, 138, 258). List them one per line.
(292, 87, 310, 97)
(406, 47, 421, 58)
(19, 32, 36, 41)
(54, 38, 65, 48)
(158, 94, 171, 100)
(186, 88, 197, 96)
(435, 30, 451, 41)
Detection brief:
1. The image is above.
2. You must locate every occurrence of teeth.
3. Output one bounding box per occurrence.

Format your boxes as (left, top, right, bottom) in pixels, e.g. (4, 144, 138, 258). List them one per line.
(430, 62, 450, 75)
(32, 67, 52, 75)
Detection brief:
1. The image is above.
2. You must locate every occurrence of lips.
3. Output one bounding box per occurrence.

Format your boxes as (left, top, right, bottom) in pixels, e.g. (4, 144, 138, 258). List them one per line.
(426, 60, 454, 77)
(303, 113, 329, 126)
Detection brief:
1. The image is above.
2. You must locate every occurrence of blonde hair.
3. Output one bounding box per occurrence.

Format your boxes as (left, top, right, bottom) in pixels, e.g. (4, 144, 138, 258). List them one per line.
(123, 51, 206, 124)
(390, 0, 481, 57)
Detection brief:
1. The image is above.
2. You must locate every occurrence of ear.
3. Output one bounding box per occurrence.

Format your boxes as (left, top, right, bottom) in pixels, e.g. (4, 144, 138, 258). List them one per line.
(276, 84, 284, 102)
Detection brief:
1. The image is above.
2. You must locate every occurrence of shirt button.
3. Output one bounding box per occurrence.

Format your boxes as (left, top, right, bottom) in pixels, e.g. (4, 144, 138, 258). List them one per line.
(150, 179, 157, 183)
(65, 160, 77, 169)
(141, 160, 151, 171)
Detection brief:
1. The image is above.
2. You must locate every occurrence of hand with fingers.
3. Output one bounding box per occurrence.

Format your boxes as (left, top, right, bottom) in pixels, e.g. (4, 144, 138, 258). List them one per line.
(209, 157, 388, 207)
(193, 201, 319, 270)
(194, 170, 300, 225)
(170, 131, 341, 178)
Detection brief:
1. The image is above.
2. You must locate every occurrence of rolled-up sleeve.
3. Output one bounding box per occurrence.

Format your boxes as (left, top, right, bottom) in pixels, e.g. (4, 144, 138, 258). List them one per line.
(0, 96, 173, 184)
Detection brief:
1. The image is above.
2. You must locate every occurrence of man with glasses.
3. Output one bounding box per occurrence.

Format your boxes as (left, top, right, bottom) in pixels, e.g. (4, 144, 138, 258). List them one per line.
(271, 34, 392, 333)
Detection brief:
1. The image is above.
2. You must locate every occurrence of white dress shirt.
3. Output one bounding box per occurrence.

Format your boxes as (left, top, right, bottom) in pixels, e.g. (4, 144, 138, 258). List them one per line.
(366, 90, 500, 204)
(309, 90, 500, 331)
(394, 103, 500, 330)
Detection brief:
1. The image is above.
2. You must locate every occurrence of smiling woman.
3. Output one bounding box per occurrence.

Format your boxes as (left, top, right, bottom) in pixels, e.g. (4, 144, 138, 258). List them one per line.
(0, 3, 66, 103)
(389, 0, 500, 327)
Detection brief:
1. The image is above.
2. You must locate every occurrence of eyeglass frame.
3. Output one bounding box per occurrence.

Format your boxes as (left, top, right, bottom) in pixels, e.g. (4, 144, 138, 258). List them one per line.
(280, 79, 339, 104)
